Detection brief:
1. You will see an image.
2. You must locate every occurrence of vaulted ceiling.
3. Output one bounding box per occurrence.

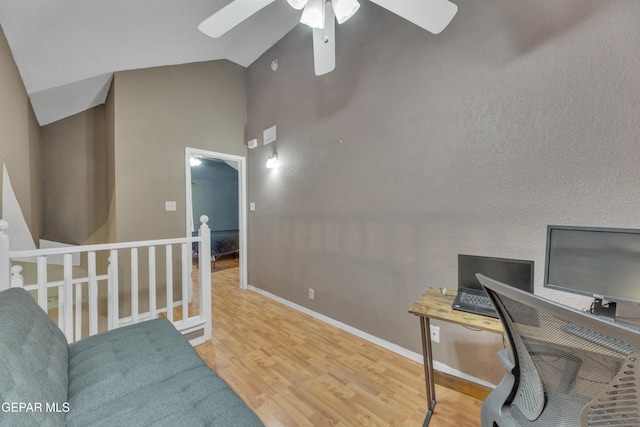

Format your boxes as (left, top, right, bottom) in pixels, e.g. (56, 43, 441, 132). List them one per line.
(0, 0, 302, 125)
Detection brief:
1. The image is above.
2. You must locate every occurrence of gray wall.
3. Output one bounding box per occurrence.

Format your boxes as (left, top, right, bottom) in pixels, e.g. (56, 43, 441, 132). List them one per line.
(33, 60, 247, 313)
(191, 159, 239, 232)
(246, 0, 640, 383)
(42, 107, 108, 245)
(37, 60, 248, 246)
(112, 61, 247, 243)
(109, 60, 247, 313)
(0, 25, 42, 242)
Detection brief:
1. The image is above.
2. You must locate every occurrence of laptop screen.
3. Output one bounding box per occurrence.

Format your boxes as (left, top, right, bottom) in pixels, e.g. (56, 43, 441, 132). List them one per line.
(458, 254, 534, 293)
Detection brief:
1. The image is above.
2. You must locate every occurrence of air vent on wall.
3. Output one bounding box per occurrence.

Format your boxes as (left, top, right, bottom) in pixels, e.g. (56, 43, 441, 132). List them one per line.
(263, 125, 276, 145)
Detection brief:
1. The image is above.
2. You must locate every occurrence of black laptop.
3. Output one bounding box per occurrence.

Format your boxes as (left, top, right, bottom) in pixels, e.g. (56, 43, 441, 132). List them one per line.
(452, 254, 534, 318)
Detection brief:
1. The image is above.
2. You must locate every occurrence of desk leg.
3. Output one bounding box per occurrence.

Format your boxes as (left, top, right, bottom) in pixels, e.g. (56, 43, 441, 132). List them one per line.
(419, 316, 436, 426)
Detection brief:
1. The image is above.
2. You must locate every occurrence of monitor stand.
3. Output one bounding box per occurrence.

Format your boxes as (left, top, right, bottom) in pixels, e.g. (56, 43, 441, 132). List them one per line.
(592, 298, 617, 320)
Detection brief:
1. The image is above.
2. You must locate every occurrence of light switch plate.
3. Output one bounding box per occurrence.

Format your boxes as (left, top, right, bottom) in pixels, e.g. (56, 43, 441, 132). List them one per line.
(165, 201, 176, 211)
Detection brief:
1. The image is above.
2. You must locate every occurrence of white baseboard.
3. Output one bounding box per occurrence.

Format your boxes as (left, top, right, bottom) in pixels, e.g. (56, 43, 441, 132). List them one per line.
(247, 284, 496, 389)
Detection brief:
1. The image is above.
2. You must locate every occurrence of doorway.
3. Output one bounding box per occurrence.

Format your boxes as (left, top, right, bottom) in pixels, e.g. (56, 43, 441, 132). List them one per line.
(185, 147, 247, 289)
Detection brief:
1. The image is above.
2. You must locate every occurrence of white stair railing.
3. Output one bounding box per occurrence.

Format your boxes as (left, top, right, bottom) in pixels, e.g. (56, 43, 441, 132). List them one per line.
(0, 216, 212, 346)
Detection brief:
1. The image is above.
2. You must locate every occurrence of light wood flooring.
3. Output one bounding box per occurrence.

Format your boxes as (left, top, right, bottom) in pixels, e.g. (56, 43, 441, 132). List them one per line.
(194, 258, 483, 426)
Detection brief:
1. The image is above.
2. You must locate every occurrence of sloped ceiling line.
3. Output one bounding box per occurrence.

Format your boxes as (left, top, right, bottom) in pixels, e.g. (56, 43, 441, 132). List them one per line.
(0, 0, 300, 125)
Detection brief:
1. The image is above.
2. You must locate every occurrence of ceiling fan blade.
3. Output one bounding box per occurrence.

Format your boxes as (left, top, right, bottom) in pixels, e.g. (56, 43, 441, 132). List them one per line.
(312, 6, 336, 76)
(369, 0, 457, 34)
(198, 0, 277, 38)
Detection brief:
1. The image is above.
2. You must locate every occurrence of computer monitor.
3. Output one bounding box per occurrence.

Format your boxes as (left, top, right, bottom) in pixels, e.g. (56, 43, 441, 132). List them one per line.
(458, 254, 534, 293)
(544, 225, 640, 318)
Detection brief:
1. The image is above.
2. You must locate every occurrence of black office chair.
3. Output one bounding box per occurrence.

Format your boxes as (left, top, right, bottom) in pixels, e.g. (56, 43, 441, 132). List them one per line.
(477, 274, 640, 427)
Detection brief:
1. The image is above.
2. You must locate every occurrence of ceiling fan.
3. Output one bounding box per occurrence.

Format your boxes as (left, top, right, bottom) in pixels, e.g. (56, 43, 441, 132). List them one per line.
(198, 0, 458, 76)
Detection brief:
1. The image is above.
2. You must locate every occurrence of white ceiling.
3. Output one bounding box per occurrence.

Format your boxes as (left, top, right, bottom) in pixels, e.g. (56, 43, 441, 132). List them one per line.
(0, 0, 302, 125)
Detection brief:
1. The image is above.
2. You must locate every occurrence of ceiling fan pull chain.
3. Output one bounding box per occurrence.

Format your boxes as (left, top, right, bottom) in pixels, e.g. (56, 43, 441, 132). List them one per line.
(322, 0, 326, 29)
(323, 0, 330, 43)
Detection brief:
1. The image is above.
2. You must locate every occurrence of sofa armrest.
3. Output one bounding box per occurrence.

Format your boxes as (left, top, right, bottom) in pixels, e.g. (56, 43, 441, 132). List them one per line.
(0, 287, 68, 426)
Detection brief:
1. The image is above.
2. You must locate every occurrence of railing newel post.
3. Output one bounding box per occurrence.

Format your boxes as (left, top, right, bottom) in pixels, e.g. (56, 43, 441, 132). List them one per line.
(0, 220, 10, 291)
(198, 215, 212, 341)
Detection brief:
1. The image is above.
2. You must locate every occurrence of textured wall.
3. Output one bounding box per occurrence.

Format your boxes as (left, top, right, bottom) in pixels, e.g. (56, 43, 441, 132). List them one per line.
(246, 0, 640, 383)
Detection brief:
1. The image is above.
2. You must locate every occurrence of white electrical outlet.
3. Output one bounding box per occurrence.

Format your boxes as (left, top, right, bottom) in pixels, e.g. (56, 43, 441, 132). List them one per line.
(430, 325, 440, 343)
(308, 288, 314, 300)
(165, 201, 176, 211)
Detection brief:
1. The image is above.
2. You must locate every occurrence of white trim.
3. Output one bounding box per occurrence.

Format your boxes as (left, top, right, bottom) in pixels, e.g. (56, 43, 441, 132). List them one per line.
(248, 284, 497, 389)
(185, 148, 248, 289)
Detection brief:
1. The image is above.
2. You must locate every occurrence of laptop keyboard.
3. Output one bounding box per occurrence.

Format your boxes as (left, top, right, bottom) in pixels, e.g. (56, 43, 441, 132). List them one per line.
(460, 293, 492, 308)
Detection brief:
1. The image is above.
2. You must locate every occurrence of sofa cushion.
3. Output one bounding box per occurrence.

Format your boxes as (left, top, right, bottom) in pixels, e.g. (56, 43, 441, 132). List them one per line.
(0, 287, 68, 427)
(66, 318, 263, 426)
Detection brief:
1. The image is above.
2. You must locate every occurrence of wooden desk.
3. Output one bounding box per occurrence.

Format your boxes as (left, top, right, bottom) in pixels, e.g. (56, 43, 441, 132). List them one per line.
(409, 287, 504, 426)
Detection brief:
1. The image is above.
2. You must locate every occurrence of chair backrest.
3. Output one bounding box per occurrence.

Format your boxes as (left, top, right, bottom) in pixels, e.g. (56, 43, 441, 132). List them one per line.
(477, 274, 640, 427)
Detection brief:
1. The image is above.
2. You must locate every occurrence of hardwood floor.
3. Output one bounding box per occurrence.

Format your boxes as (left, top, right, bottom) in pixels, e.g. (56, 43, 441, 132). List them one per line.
(194, 259, 483, 426)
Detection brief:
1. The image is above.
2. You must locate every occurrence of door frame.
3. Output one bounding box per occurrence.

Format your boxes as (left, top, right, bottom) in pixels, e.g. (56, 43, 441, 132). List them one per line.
(185, 147, 248, 289)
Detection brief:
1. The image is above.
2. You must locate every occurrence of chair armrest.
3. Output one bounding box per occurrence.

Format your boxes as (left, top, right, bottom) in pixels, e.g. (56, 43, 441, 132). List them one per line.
(496, 348, 515, 373)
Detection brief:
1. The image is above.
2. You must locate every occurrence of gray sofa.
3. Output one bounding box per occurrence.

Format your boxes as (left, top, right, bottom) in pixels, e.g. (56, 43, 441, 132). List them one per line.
(0, 287, 264, 426)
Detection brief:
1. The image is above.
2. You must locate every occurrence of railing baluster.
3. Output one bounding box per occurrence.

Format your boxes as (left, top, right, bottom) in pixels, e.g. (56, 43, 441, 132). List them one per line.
(166, 245, 173, 322)
(131, 248, 139, 324)
(37, 256, 48, 311)
(149, 246, 156, 319)
(88, 251, 98, 336)
(58, 283, 64, 334)
(63, 254, 73, 343)
(10, 265, 24, 288)
(181, 243, 189, 322)
(75, 282, 82, 341)
(109, 250, 119, 330)
(2, 217, 211, 345)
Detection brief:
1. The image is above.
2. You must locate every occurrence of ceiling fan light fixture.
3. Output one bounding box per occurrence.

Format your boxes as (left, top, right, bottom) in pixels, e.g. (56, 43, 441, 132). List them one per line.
(300, 0, 325, 29)
(332, 0, 360, 24)
(287, 0, 308, 10)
